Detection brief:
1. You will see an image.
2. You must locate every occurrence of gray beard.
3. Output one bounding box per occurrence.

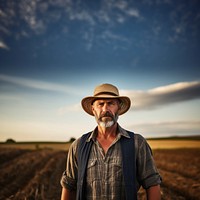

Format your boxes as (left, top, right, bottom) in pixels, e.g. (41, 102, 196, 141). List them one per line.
(95, 112, 119, 128)
(99, 120, 115, 128)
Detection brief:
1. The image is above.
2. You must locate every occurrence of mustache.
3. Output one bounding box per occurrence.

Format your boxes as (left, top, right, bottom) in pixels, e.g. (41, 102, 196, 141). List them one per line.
(100, 111, 114, 118)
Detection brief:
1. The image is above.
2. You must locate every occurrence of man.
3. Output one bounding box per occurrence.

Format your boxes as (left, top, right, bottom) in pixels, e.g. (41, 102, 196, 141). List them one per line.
(60, 83, 162, 200)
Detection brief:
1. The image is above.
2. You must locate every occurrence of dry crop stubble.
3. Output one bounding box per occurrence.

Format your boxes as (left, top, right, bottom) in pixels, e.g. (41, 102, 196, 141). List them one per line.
(0, 148, 67, 200)
(0, 147, 200, 199)
(154, 149, 200, 200)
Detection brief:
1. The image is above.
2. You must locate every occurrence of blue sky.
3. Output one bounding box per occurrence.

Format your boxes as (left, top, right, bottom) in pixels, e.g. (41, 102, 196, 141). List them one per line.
(0, 0, 200, 141)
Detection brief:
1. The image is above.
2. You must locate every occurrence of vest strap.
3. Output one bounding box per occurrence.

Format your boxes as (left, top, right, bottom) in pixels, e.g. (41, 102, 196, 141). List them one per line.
(120, 131, 137, 200)
(77, 131, 137, 200)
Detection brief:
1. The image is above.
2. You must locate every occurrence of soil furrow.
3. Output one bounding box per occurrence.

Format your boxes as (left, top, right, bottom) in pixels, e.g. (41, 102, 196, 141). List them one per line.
(12, 151, 66, 200)
(159, 169, 200, 200)
(154, 149, 200, 180)
(0, 150, 54, 200)
(0, 148, 30, 167)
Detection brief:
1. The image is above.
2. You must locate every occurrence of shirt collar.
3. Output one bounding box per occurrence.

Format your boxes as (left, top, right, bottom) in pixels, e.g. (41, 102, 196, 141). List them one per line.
(86, 124, 130, 142)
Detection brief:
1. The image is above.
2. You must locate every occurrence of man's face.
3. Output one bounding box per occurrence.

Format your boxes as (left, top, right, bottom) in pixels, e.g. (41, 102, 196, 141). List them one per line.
(92, 99, 120, 128)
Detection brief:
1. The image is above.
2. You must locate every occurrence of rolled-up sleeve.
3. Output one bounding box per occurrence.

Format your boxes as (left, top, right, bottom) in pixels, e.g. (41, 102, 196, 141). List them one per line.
(60, 139, 79, 191)
(135, 134, 162, 190)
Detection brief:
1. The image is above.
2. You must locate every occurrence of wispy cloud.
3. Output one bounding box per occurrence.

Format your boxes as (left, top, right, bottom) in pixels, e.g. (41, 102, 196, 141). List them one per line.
(121, 81, 200, 110)
(0, 41, 9, 50)
(113, 1, 140, 18)
(126, 8, 140, 18)
(58, 81, 200, 115)
(100, 30, 129, 44)
(3, 78, 196, 115)
(128, 120, 200, 137)
(0, 0, 141, 49)
(0, 74, 80, 95)
(168, 2, 199, 43)
(1, 0, 199, 53)
(69, 10, 95, 25)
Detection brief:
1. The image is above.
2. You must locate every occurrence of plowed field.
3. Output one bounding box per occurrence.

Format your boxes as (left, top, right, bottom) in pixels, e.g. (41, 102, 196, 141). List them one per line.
(138, 148, 200, 200)
(0, 148, 199, 200)
(0, 148, 67, 200)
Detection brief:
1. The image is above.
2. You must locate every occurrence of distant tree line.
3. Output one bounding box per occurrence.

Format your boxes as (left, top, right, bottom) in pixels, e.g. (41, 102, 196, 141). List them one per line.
(5, 138, 16, 143)
(4, 138, 76, 143)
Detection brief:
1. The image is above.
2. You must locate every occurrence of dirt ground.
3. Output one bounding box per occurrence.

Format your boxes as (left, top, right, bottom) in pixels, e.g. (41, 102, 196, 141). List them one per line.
(0, 148, 199, 200)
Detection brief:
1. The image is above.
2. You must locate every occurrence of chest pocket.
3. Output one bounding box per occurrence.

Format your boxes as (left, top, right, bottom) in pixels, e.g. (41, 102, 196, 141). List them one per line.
(86, 158, 101, 183)
(86, 156, 123, 182)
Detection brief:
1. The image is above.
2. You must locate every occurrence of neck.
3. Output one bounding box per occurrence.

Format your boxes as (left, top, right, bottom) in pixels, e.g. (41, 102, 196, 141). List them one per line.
(97, 123, 118, 139)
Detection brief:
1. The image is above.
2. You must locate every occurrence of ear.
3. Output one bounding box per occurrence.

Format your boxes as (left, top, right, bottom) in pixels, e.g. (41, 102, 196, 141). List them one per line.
(91, 105, 95, 114)
(118, 100, 122, 111)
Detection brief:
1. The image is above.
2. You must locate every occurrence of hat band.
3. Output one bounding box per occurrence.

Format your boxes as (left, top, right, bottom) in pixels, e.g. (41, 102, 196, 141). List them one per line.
(94, 92, 118, 97)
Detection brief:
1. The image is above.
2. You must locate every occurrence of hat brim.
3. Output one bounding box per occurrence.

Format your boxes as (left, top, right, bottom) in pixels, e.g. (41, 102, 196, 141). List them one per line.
(81, 95, 131, 116)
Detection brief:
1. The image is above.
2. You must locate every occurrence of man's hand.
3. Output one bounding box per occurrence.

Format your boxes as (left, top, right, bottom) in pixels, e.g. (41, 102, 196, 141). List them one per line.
(146, 185, 161, 200)
(61, 188, 76, 200)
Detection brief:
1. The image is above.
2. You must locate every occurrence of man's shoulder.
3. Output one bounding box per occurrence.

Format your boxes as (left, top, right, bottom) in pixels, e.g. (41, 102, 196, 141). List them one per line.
(134, 133, 146, 141)
(133, 133, 147, 149)
(68, 137, 80, 152)
(124, 129, 146, 141)
(70, 131, 93, 149)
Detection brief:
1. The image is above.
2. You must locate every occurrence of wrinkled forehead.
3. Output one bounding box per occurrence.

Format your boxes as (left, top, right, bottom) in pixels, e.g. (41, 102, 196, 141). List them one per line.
(92, 98, 120, 105)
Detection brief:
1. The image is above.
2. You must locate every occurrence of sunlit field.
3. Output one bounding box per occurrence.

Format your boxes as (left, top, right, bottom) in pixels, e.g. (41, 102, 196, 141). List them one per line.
(0, 139, 200, 199)
(138, 148, 200, 200)
(1, 138, 200, 150)
(148, 139, 200, 149)
(0, 142, 71, 151)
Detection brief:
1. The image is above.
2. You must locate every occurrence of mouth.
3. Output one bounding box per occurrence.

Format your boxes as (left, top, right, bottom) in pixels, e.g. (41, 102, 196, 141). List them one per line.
(101, 116, 112, 120)
(100, 115, 114, 123)
(100, 115, 113, 121)
(101, 112, 113, 118)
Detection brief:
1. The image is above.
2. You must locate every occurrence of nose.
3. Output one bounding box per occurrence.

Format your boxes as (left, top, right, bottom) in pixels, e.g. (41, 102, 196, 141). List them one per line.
(102, 103, 109, 112)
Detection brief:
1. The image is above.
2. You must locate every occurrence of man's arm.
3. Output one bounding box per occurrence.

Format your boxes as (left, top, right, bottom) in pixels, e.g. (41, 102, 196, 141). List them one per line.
(61, 187, 76, 200)
(60, 139, 79, 200)
(146, 185, 161, 200)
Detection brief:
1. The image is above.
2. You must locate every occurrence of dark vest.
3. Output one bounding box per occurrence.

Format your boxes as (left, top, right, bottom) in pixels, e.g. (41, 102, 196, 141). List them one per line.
(77, 131, 137, 200)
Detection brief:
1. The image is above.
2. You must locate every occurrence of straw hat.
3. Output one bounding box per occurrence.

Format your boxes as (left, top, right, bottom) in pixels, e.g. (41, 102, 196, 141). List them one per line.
(81, 83, 131, 116)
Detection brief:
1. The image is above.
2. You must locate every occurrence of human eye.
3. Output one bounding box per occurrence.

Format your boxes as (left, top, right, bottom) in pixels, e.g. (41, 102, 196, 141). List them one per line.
(108, 101, 116, 106)
(97, 102, 104, 107)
